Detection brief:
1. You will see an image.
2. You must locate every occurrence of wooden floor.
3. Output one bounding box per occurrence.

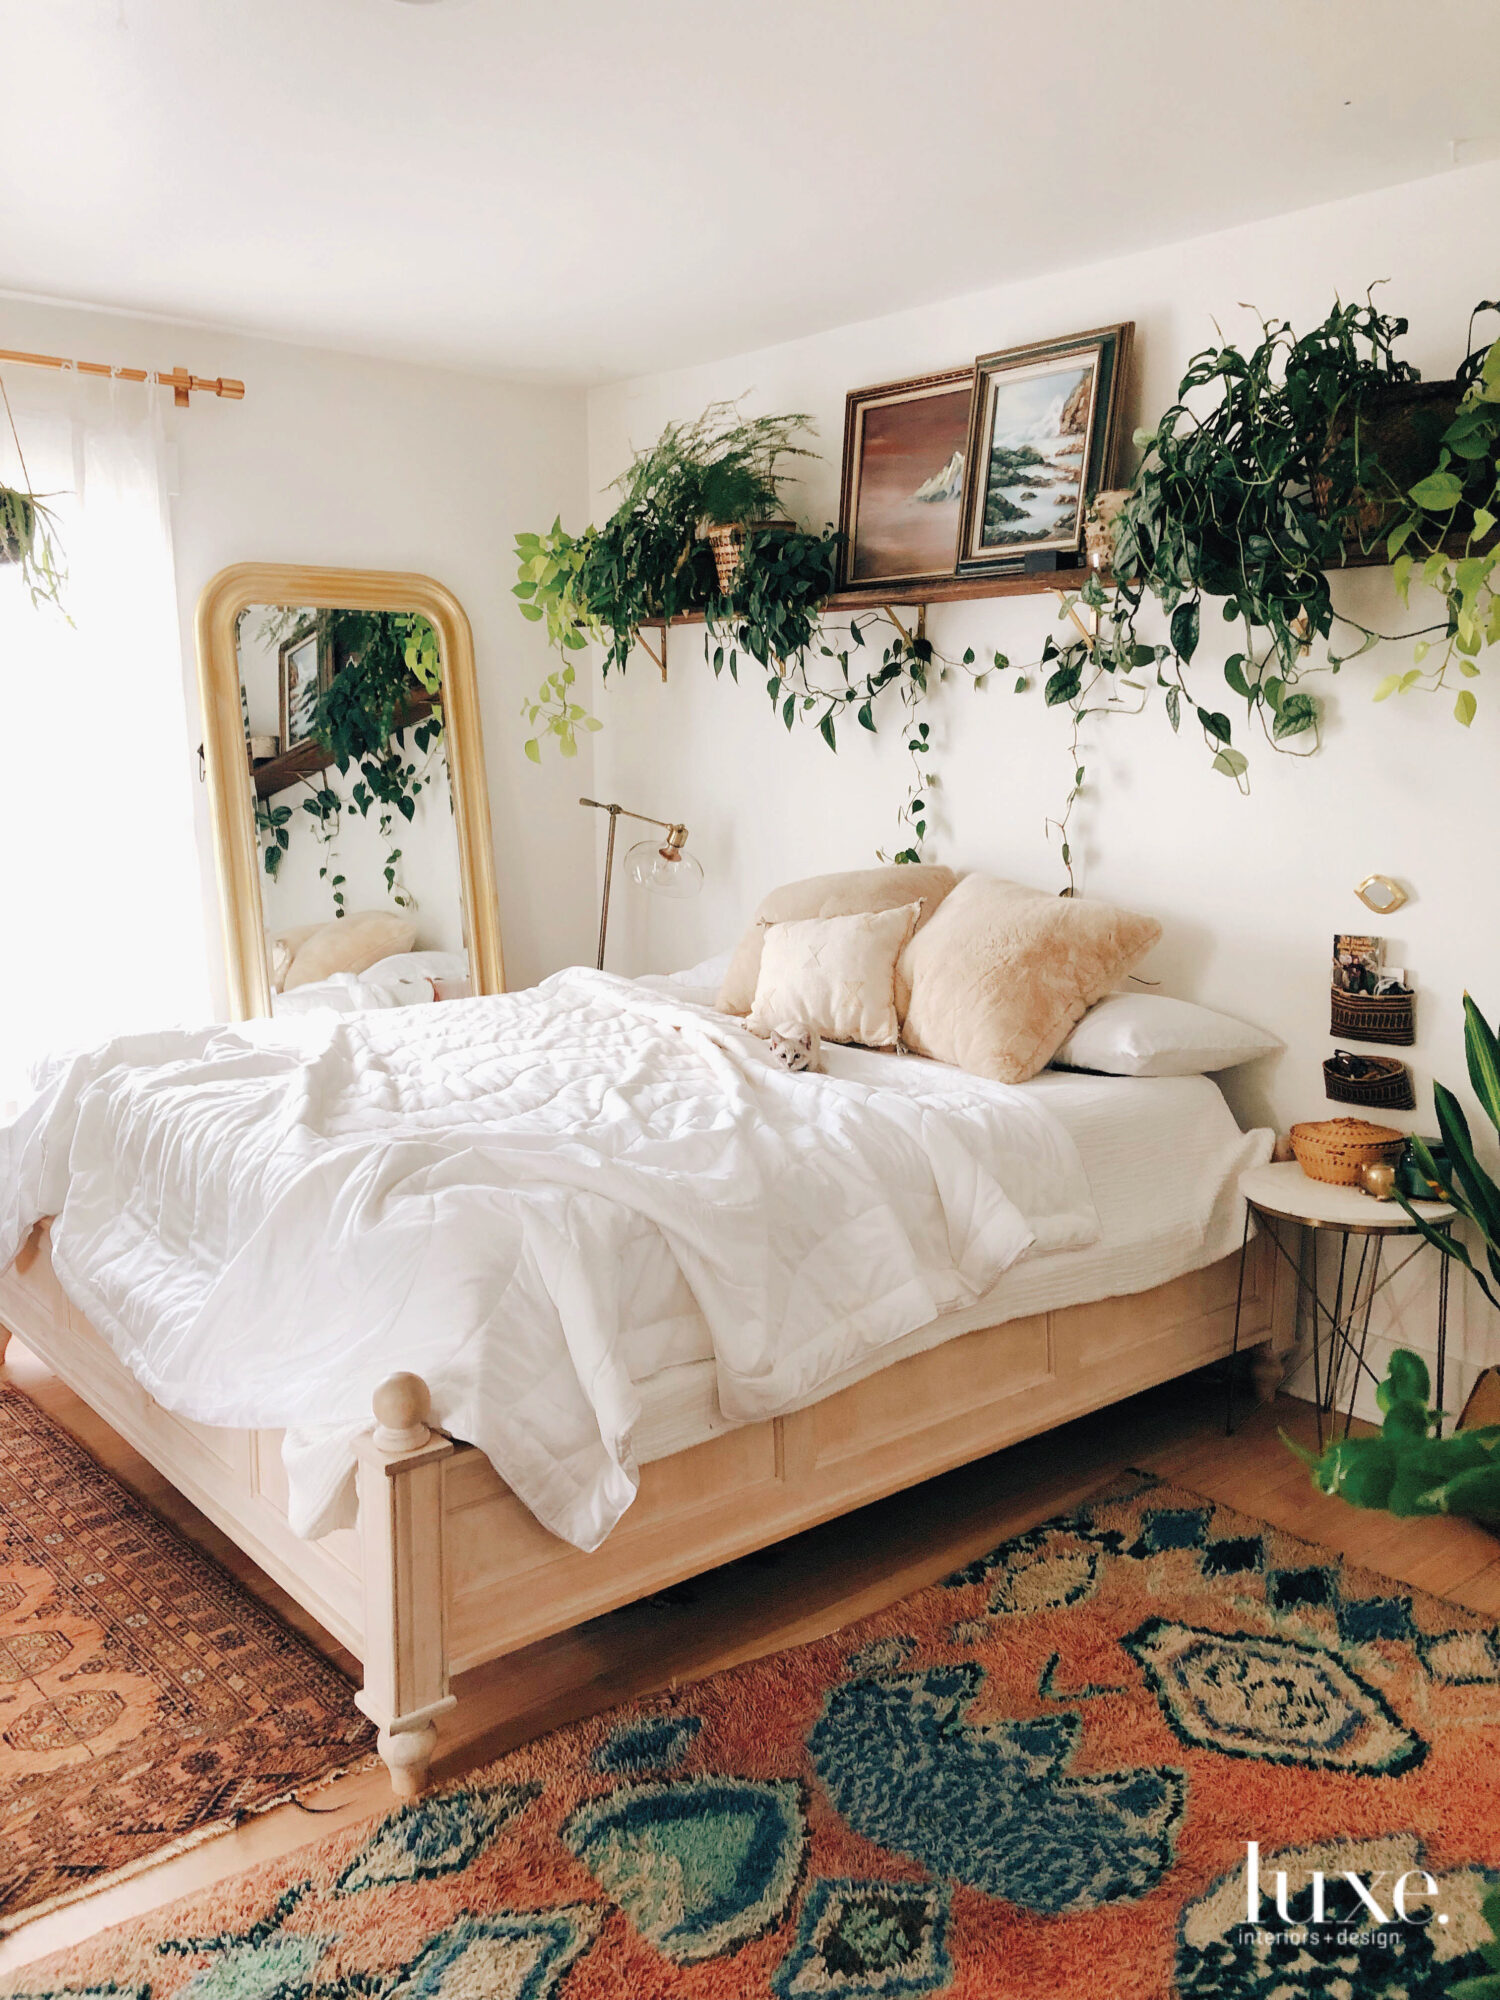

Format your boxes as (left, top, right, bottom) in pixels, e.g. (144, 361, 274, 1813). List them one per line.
(3, 1337, 1498, 1974)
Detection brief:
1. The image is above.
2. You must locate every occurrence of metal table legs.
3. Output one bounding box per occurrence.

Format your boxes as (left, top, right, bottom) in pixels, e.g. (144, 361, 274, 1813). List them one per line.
(1226, 1210, 1453, 1441)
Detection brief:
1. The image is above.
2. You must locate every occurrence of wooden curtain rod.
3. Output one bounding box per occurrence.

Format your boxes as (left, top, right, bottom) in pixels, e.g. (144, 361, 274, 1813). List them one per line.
(0, 346, 244, 408)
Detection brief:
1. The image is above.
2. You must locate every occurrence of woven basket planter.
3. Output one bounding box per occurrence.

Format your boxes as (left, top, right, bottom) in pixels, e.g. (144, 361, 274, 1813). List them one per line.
(1291, 1115, 1408, 1185)
(1330, 987, 1416, 1046)
(1321, 1055, 1416, 1113)
(704, 519, 794, 593)
(1313, 380, 1466, 560)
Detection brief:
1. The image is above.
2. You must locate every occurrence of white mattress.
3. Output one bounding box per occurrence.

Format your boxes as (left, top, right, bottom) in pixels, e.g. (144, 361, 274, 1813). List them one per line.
(624, 1010, 1271, 1464)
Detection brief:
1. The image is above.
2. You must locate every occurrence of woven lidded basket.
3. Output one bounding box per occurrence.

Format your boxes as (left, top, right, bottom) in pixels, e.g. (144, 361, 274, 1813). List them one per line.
(704, 519, 794, 593)
(1291, 1116, 1407, 1184)
(1330, 988, 1416, 1046)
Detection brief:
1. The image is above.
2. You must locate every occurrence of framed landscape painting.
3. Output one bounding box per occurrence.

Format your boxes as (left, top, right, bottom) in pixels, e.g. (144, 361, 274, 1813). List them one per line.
(278, 626, 325, 748)
(838, 367, 973, 592)
(958, 323, 1133, 572)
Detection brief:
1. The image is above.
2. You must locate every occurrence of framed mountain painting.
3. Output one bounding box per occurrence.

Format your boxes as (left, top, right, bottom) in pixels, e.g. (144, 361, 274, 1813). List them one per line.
(959, 323, 1133, 572)
(837, 367, 973, 592)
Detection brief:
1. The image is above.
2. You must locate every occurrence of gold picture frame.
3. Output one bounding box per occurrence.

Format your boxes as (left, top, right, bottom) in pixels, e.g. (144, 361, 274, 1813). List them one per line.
(959, 322, 1133, 573)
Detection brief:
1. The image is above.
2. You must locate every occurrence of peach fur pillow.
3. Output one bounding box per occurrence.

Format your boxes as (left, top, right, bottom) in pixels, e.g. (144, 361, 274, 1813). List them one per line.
(717, 864, 958, 1016)
(747, 903, 922, 1049)
(282, 910, 419, 991)
(899, 875, 1162, 1083)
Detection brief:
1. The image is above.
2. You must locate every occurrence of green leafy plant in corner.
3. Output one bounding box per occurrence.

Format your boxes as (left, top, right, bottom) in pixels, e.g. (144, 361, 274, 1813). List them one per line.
(1292, 995, 1500, 1513)
(1385, 307, 1500, 726)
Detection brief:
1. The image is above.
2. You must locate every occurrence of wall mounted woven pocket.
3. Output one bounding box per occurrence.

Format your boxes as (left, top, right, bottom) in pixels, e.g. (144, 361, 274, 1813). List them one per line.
(1330, 987, 1415, 1046)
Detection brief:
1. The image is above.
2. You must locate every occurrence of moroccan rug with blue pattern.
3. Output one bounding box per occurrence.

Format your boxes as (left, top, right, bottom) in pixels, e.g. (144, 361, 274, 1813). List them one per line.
(6, 1472, 1498, 1999)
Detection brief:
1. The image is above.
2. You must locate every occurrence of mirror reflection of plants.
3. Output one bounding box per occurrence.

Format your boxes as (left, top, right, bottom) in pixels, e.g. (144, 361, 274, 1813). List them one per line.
(252, 607, 441, 915)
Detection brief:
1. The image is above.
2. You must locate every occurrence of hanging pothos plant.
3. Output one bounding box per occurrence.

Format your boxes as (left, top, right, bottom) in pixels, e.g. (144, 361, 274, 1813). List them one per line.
(252, 607, 443, 917)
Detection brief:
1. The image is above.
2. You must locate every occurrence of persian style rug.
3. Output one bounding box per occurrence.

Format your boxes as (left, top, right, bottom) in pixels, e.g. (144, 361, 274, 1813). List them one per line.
(0, 1384, 371, 1928)
(8, 1472, 1500, 1998)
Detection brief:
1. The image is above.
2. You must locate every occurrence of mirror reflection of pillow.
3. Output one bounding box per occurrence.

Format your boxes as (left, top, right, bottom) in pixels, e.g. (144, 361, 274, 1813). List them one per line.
(361, 950, 472, 1006)
(281, 911, 418, 991)
(266, 923, 320, 994)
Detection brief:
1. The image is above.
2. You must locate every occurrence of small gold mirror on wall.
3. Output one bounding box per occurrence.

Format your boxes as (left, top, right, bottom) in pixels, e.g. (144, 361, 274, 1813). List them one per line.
(196, 564, 504, 1018)
(1354, 874, 1409, 916)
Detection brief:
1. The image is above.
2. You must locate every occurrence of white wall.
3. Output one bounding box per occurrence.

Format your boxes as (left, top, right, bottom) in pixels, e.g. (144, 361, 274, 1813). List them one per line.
(587, 158, 1500, 1408)
(0, 292, 596, 998)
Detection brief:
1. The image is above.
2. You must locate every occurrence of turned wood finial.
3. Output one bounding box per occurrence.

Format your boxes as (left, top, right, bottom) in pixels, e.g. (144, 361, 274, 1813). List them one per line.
(371, 1372, 433, 1452)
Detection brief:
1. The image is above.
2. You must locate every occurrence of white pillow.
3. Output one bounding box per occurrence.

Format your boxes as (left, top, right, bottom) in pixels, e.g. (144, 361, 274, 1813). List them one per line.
(282, 911, 418, 991)
(1051, 992, 1281, 1077)
(747, 904, 921, 1049)
(362, 951, 471, 1003)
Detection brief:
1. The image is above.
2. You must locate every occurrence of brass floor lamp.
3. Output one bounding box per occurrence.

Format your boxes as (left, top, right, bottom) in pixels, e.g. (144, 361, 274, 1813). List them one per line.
(581, 797, 703, 969)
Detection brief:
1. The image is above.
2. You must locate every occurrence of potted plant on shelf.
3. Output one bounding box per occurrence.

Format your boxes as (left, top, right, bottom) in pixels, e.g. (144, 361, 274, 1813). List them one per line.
(514, 402, 844, 752)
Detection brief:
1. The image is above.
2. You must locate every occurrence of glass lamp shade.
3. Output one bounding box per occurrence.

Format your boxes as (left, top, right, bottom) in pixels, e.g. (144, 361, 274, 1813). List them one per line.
(626, 838, 703, 899)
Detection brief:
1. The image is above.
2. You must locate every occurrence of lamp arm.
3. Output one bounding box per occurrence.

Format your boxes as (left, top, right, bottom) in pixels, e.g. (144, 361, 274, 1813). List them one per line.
(578, 797, 678, 835)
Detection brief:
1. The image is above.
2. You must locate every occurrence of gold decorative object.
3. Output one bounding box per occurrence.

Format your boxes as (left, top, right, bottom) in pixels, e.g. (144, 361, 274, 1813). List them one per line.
(196, 563, 503, 1019)
(1359, 1160, 1397, 1201)
(1354, 873, 1408, 915)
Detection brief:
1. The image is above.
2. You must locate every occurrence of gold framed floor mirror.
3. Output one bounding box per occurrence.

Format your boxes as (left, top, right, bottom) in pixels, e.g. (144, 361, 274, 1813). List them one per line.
(196, 563, 504, 1018)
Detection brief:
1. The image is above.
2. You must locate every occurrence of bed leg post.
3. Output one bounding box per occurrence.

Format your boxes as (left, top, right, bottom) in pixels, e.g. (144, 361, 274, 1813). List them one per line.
(353, 1372, 455, 1798)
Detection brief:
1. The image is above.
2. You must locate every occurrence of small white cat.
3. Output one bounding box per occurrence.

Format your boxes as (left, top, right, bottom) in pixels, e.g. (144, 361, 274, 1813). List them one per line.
(767, 1020, 822, 1073)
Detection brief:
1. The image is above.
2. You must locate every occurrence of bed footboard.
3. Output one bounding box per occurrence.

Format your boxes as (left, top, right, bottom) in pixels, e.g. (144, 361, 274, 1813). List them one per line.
(353, 1373, 456, 1796)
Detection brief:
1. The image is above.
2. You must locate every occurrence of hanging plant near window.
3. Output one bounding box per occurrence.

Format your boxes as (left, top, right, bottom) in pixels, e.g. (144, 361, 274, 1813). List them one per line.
(0, 377, 67, 615)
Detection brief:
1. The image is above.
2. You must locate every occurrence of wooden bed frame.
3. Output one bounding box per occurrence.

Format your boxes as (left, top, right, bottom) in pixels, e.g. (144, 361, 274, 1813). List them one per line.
(0, 1218, 1293, 1795)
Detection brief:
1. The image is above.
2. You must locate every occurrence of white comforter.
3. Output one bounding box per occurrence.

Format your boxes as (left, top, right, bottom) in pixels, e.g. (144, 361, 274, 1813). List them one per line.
(0, 969, 1098, 1550)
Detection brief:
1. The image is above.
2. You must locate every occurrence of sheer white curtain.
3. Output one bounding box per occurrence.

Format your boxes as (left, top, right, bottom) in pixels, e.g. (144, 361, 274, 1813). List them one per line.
(0, 369, 211, 1111)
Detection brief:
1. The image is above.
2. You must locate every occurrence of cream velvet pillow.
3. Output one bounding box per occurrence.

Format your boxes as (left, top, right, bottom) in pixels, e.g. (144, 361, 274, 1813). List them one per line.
(747, 903, 922, 1049)
(282, 910, 419, 991)
(900, 875, 1162, 1083)
(718, 864, 957, 1016)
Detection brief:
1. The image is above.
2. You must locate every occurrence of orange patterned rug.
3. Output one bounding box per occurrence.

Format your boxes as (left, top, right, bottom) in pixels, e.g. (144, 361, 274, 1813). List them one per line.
(7, 1470, 1499, 1997)
(0, 1383, 371, 1928)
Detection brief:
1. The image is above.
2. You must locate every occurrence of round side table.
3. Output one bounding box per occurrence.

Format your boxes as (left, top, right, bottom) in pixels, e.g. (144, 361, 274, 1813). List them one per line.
(1227, 1160, 1456, 1443)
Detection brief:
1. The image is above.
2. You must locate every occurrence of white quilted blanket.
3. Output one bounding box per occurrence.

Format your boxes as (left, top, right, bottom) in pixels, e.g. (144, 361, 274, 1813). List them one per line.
(0, 969, 1098, 1550)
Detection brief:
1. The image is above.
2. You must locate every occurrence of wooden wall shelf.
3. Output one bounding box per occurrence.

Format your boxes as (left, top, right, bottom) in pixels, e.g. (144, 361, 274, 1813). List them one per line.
(252, 692, 436, 799)
(639, 566, 1096, 631)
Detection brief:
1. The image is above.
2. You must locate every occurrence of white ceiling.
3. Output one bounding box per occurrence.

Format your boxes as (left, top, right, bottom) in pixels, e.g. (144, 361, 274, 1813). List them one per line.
(3, 0, 1497, 385)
